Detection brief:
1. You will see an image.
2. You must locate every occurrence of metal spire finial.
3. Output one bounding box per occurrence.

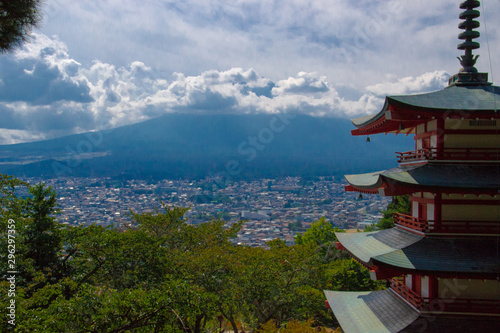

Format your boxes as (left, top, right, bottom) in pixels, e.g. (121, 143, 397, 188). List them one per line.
(457, 0, 481, 73)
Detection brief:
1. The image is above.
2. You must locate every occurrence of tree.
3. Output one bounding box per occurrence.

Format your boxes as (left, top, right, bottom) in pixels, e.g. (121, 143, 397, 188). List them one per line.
(295, 217, 338, 246)
(365, 195, 411, 231)
(0, 173, 28, 218)
(326, 259, 381, 292)
(0, 178, 363, 332)
(233, 240, 331, 330)
(0, 0, 42, 53)
(295, 217, 346, 262)
(257, 319, 329, 333)
(24, 183, 62, 272)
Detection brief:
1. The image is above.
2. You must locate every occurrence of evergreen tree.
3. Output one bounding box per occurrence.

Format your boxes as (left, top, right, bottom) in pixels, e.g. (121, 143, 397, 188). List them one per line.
(0, 0, 42, 53)
(24, 183, 62, 271)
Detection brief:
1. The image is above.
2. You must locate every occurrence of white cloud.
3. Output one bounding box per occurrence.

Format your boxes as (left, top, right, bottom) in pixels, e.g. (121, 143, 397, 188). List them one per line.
(0, 30, 487, 145)
(366, 70, 449, 96)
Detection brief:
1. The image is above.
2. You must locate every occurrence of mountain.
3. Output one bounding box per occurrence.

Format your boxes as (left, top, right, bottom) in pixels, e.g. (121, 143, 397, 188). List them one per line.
(0, 113, 413, 179)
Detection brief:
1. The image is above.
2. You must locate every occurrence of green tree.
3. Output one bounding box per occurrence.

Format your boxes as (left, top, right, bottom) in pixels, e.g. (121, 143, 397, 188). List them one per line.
(366, 195, 411, 231)
(234, 240, 330, 330)
(295, 217, 338, 246)
(0, 173, 28, 218)
(1, 179, 63, 288)
(326, 259, 382, 291)
(24, 183, 62, 272)
(295, 217, 346, 262)
(0, 0, 42, 53)
(0, 177, 377, 332)
(257, 319, 329, 333)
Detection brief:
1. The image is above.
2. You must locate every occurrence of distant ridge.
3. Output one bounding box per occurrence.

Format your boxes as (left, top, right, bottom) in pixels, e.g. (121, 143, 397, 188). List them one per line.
(0, 113, 413, 179)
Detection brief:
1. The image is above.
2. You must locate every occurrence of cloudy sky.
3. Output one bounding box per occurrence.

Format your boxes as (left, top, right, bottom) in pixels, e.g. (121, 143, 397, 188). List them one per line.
(1, 0, 499, 144)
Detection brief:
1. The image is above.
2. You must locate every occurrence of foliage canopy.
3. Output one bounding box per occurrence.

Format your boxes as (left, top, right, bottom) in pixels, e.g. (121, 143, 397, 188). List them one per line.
(0, 174, 382, 332)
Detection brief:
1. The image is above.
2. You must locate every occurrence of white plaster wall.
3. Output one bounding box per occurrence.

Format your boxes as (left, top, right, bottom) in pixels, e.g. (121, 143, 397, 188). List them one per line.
(427, 204, 435, 221)
(421, 276, 429, 298)
(412, 201, 419, 218)
(439, 279, 500, 300)
(405, 274, 412, 289)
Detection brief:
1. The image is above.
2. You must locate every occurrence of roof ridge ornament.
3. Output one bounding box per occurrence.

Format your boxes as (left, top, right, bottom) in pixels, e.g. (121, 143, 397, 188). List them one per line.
(448, 0, 491, 86)
(457, 0, 481, 73)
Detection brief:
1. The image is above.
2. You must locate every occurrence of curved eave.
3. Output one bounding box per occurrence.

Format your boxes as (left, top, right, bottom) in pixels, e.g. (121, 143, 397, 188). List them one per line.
(350, 85, 500, 136)
(324, 289, 500, 333)
(335, 228, 423, 265)
(350, 100, 419, 136)
(372, 236, 500, 277)
(351, 109, 419, 136)
(324, 289, 420, 333)
(337, 229, 500, 276)
(345, 171, 385, 191)
(345, 164, 500, 196)
(387, 84, 500, 113)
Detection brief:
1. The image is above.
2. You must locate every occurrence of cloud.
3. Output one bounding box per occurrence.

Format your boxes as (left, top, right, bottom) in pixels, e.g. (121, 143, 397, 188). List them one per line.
(38, 0, 500, 96)
(366, 70, 449, 96)
(0, 33, 456, 144)
(0, 35, 92, 105)
(272, 72, 329, 95)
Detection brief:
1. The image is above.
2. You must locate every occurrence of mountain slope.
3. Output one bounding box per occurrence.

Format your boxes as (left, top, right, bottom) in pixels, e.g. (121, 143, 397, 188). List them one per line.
(0, 113, 413, 179)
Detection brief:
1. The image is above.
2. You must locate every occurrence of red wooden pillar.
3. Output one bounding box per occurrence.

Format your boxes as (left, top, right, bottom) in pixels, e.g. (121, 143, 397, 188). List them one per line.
(434, 192, 442, 232)
(412, 274, 422, 296)
(428, 276, 439, 300)
(436, 118, 445, 158)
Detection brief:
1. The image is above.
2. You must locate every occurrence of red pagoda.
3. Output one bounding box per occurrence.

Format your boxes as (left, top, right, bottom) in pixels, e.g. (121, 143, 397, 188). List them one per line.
(324, 1, 500, 331)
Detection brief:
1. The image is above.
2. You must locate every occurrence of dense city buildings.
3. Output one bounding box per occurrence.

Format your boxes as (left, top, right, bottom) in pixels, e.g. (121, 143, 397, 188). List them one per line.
(23, 176, 390, 247)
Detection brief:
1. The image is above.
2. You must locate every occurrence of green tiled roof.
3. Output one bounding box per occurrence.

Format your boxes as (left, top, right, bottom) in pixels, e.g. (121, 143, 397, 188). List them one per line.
(337, 228, 500, 274)
(351, 113, 383, 127)
(324, 289, 500, 333)
(336, 228, 423, 264)
(324, 289, 420, 333)
(351, 84, 500, 129)
(374, 236, 500, 274)
(345, 164, 500, 191)
(388, 85, 500, 112)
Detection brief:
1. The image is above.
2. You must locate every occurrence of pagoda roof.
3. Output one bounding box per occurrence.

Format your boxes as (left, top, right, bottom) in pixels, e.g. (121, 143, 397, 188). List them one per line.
(345, 164, 500, 195)
(387, 85, 500, 112)
(324, 289, 419, 333)
(324, 289, 500, 333)
(336, 228, 423, 264)
(337, 229, 500, 276)
(351, 84, 500, 135)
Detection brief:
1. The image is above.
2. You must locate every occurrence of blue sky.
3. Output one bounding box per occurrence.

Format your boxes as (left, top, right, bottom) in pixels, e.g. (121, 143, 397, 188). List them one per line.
(1, 0, 499, 144)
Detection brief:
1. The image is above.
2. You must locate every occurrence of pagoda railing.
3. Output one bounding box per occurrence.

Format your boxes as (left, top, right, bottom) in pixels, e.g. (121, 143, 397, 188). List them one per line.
(396, 147, 500, 163)
(393, 213, 427, 233)
(391, 278, 500, 314)
(393, 213, 500, 234)
(421, 298, 500, 315)
(434, 220, 500, 234)
(390, 278, 422, 310)
(396, 149, 432, 163)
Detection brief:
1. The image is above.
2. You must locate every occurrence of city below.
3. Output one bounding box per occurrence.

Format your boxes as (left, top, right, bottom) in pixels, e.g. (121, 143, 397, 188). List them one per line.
(23, 176, 390, 247)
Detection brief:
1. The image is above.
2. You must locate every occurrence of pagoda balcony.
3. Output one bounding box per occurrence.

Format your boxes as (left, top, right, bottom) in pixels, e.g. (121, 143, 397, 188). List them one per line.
(389, 278, 423, 310)
(393, 213, 500, 234)
(393, 213, 427, 233)
(421, 298, 500, 315)
(396, 147, 500, 164)
(390, 278, 500, 315)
